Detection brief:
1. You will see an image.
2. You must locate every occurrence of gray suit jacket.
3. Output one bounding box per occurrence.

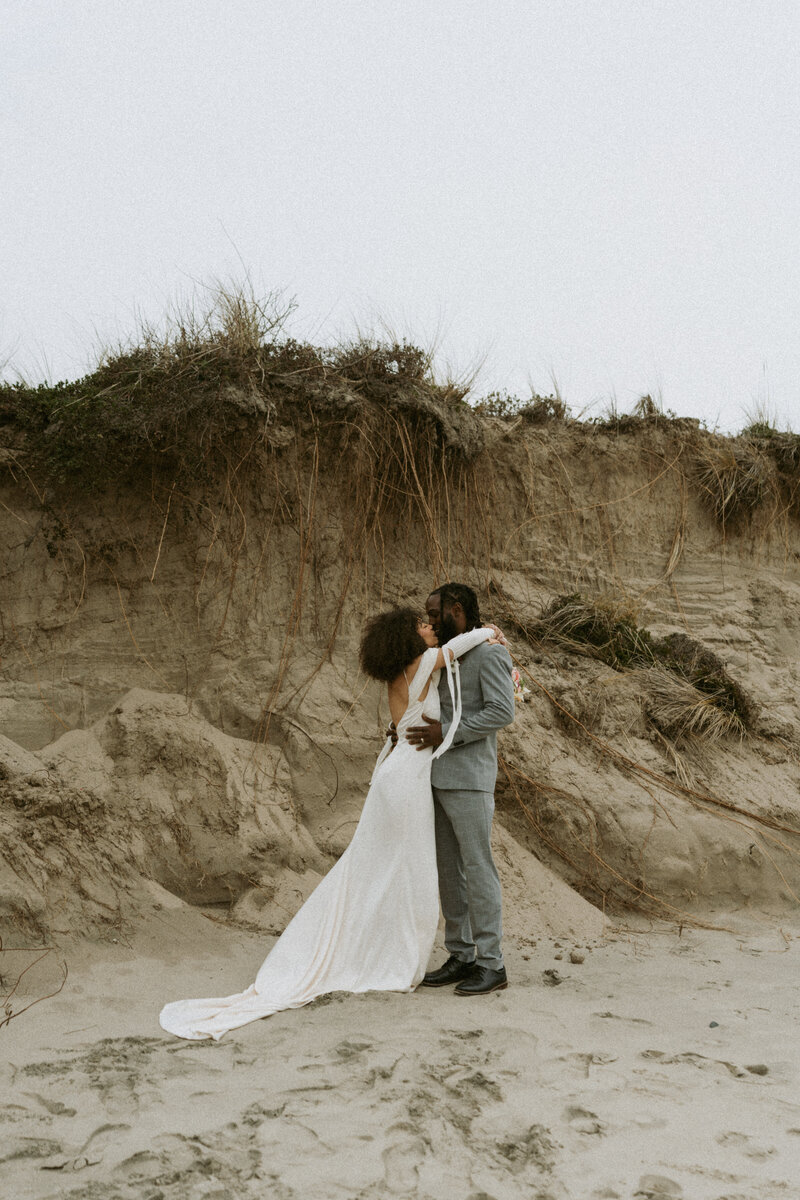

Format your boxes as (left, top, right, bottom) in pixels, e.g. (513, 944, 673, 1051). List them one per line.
(431, 641, 515, 792)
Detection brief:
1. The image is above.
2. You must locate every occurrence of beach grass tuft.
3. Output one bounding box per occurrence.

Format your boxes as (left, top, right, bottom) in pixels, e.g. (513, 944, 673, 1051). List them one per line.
(504, 593, 759, 741)
(693, 442, 773, 527)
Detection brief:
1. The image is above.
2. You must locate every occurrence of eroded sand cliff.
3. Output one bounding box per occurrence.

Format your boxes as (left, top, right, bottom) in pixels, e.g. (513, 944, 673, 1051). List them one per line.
(3, 383, 800, 943)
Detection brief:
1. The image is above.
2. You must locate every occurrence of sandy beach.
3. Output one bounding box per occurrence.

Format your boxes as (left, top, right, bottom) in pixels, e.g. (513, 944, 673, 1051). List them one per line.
(4, 910, 800, 1200)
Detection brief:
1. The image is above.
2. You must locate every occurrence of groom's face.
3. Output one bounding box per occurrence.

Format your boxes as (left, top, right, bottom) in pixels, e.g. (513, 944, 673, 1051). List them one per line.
(425, 593, 461, 644)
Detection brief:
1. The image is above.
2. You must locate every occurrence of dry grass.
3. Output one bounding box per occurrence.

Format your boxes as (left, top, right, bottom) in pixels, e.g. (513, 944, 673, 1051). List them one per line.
(694, 441, 775, 527)
(0, 282, 479, 491)
(640, 668, 747, 743)
(757, 431, 800, 516)
(117, 278, 296, 364)
(653, 631, 760, 733)
(739, 396, 780, 440)
(532, 593, 656, 669)
(591, 390, 684, 432)
(632, 393, 661, 418)
(498, 593, 758, 741)
(474, 389, 568, 423)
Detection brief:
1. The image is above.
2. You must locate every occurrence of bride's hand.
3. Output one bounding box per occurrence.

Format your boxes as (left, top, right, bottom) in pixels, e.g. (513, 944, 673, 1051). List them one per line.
(485, 623, 508, 646)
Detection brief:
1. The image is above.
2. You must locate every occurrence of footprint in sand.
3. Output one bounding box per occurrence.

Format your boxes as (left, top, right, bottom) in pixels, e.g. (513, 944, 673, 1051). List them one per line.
(634, 1174, 683, 1198)
(716, 1130, 776, 1161)
(0, 1137, 63, 1168)
(330, 1039, 373, 1063)
(641, 1050, 749, 1078)
(0, 1103, 29, 1123)
(39, 1123, 131, 1171)
(21, 1036, 166, 1119)
(382, 1126, 426, 1194)
(111, 1127, 263, 1193)
(564, 1104, 605, 1135)
(557, 1051, 619, 1079)
(494, 1123, 556, 1175)
(39, 1154, 102, 1174)
(22, 1091, 77, 1117)
(593, 1010, 653, 1026)
(37, 1122, 132, 1175)
(79, 1122, 132, 1157)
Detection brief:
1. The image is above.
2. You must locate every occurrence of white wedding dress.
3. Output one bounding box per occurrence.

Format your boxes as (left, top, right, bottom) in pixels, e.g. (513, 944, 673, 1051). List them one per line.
(159, 633, 488, 1041)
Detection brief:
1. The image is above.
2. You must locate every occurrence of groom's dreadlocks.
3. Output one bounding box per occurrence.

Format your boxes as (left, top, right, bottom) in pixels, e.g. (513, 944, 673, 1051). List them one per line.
(431, 583, 481, 630)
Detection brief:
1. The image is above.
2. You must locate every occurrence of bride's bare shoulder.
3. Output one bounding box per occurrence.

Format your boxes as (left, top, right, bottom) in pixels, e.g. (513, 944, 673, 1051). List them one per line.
(390, 648, 442, 690)
(395, 653, 424, 685)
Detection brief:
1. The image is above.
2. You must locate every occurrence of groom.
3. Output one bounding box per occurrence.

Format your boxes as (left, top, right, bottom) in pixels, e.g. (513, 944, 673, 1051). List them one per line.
(406, 583, 515, 995)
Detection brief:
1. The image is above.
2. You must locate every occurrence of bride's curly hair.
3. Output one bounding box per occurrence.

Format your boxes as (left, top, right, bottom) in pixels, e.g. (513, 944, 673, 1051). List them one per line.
(360, 607, 428, 683)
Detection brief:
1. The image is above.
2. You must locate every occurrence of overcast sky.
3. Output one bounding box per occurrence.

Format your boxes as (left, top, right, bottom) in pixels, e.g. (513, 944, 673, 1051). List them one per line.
(4, 1, 799, 430)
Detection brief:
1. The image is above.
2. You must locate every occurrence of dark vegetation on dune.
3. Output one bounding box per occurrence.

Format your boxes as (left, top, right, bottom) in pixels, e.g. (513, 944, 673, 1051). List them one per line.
(507, 594, 759, 739)
(1, 286, 798, 522)
(0, 290, 484, 491)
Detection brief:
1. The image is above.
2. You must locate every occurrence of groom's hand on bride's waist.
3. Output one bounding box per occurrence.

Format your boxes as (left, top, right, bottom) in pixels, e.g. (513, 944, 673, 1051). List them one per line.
(406, 716, 443, 750)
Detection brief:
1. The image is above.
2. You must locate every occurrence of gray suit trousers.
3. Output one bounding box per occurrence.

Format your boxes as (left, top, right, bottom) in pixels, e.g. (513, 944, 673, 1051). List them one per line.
(432, 786, 504, 970)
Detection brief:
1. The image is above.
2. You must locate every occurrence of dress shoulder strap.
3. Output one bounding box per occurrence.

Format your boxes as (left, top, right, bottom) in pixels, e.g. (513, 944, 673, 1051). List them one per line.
(407, 647, 439, 703)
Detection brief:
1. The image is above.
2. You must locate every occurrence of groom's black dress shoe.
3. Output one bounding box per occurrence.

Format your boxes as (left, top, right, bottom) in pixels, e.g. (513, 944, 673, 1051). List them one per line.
(454, 965, 508, 995)
(422, 955, 477, 987)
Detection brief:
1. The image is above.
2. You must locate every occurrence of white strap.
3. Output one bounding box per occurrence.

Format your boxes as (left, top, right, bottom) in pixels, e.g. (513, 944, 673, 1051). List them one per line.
(432, 626, 492, 759)
(432, 650, 462, 760)
(439, 626, 494, 660)
(407, 647, 438, 703)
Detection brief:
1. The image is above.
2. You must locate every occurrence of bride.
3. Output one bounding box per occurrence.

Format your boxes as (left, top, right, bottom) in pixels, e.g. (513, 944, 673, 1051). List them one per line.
(159, 608, 500, 1040)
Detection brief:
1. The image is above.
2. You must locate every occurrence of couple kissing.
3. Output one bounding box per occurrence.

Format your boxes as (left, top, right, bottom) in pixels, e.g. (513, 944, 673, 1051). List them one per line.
(160, 582, 515, 1040)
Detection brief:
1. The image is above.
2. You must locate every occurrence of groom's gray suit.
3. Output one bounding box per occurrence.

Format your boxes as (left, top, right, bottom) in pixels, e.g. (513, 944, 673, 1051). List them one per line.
(431, 640, 515, 970)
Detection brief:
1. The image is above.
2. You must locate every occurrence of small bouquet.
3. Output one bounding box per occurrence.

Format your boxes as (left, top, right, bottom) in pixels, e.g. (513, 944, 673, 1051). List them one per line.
(511, 667, 530, 703)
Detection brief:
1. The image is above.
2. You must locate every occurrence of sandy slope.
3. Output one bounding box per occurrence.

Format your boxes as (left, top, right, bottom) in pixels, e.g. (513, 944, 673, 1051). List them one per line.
(3, 914, 800, 1200)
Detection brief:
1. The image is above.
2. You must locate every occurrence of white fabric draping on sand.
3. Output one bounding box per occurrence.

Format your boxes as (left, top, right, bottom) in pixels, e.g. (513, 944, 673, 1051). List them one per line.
(159, 646, 450, 1040)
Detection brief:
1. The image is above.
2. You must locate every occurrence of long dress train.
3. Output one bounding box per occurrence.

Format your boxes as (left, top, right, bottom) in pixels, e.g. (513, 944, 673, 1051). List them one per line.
(159, 643, 461, 1040)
